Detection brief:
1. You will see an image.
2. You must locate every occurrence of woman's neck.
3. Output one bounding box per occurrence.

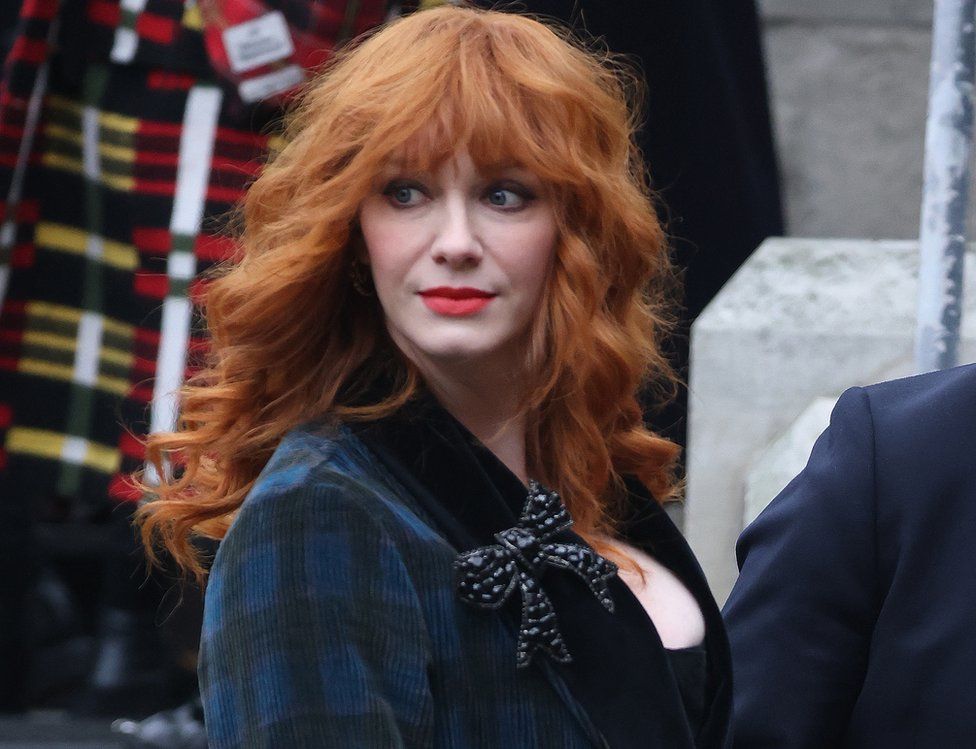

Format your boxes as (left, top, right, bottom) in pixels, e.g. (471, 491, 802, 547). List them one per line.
(420, 363, 529, 486)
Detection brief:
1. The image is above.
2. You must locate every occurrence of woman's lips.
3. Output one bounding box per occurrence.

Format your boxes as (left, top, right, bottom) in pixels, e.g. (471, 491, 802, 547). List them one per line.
(418, 287, 496, 316)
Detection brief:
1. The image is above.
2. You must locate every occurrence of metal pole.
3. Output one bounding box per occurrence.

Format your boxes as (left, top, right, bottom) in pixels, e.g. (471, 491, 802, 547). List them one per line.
(915, 0, 976, 373)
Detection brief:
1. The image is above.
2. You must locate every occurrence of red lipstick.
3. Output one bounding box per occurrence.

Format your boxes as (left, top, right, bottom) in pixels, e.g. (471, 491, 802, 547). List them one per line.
(419, 287, 496, 316)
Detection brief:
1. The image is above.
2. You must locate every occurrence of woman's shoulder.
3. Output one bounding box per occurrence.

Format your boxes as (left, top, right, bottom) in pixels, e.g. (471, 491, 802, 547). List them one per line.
(231, 421, 423, 540)
(249, 420, 371, 495)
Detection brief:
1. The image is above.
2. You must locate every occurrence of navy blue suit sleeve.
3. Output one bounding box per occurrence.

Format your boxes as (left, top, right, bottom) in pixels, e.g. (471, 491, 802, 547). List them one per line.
(199, 477, 434, 748)
(723, 387, 879, 748)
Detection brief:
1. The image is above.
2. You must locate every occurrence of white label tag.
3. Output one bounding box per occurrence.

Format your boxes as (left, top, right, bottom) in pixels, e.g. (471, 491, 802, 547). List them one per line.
(222, 11, 295, 74)
(238, 64, 305, 103)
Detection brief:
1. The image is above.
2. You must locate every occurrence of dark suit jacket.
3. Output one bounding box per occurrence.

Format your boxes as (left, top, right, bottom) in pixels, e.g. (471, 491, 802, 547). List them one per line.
(200, 395, 732, 747)
(724, 364, 976, 747)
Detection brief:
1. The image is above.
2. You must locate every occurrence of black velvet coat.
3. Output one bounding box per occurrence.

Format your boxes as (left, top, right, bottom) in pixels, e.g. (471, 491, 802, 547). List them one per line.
(354, 396, 734, 747)
(202, 392, 732, 747)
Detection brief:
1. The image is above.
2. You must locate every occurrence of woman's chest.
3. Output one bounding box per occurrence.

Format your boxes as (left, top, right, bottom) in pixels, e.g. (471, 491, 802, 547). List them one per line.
(390, 520, 704, 749)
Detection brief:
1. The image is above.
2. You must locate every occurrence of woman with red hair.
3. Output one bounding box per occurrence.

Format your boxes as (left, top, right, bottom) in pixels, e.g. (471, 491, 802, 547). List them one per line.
(138, 6, 731, 747)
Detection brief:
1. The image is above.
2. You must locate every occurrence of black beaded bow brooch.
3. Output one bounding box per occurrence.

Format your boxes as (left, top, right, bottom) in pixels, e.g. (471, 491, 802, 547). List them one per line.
(454, 480, 618, 668)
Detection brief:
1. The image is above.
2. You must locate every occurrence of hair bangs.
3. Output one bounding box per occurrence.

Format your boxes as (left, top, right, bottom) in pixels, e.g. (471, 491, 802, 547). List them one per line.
(348, 13, 607, 188)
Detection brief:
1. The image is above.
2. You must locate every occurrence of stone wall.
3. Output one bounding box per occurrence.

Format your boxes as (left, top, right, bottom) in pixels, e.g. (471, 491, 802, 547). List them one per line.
(685, 237, 976, 604)
(759, 0, 934, 239)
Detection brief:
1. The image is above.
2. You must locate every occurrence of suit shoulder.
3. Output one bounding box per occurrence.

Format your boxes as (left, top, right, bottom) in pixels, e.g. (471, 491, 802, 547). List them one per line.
(856, 363, 976, 435)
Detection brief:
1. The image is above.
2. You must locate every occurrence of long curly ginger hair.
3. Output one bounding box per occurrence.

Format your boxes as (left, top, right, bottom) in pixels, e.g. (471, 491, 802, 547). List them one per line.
(137, 5, 682, 578)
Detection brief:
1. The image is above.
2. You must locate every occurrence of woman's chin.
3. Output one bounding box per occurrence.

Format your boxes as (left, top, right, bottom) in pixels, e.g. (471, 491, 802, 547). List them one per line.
(402, 340, 519, 377)
(418, 345, 496, 367)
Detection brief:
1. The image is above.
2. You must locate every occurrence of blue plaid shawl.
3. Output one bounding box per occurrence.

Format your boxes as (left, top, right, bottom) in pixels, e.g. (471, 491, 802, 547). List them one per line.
(200, 401, 732, 748)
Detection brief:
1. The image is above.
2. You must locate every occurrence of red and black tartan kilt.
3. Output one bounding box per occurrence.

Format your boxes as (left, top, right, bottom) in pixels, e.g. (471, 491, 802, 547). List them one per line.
(0, 1, 279, 517)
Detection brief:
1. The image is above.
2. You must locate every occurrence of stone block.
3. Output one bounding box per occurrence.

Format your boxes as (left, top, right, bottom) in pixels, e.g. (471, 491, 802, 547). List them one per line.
(763, 24, 931, 239)
(685, 237, 976, 603)
(743, 396, 835, 526)
(759, 0, 932, 25)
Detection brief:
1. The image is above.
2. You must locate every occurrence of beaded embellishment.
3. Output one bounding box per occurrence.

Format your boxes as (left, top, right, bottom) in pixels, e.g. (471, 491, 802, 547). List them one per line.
(454, 480, 618, 668)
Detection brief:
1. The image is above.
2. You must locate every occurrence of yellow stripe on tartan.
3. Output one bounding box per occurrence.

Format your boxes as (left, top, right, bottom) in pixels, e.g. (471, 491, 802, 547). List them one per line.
(46, 95, 83, 116)
(34, 222, 139, 271)
(18, 360, 74, 385)
(27, 301, 81, 324)
(27, 302, 134, 337)
(6, 427, 63, 462)
(84, 440, 122, 473)
(101, 316, 133, 338)
(42, 151, 83, 173)
(44, 124, 136, 162)
(44, 123, 82, 144)
(95, 374, 132, 396)
(101, 239, 137, 268)
(182, 2, 203, 30)
(22, 331, 79, 353)
(102, 172, 135, 192)
(23, 331, 134, 367)
(6, 428, 121, 474)
(35, 223, 87, 252)
(98, 346, 134, 367)
(98, 141, 136, 163)
(40, 154, 136, 192)
(19, 359, 132, 396)
(99, 110, 139, 134)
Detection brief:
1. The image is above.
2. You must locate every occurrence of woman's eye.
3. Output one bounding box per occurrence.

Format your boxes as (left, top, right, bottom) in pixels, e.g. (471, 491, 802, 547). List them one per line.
(485, 184, 533, 209)
(382, 182, 425, 207)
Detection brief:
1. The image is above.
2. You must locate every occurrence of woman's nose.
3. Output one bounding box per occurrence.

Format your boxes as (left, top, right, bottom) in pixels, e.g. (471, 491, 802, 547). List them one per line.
(430, 199, 483, 268)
